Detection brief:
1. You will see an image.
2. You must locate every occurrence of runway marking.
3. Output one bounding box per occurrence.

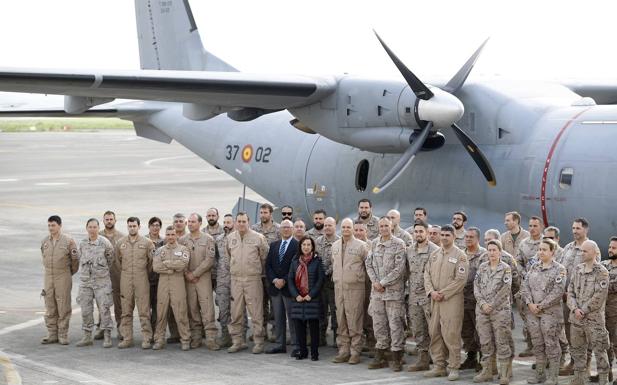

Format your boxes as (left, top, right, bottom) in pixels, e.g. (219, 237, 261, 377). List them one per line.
(0, 308, 80, 337)
(0, 350, 117, 385)
(0, 353, 22, 385)
(0, 179, 18, 182)
(34, 182, 69, 186)
(143, 155, 193, 166)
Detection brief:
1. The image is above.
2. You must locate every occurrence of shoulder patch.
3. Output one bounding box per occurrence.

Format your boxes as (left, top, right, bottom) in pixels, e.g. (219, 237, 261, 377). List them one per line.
(120, 243, 127, 249)
(458, 265, 466, 274)
(600, 280, 608, 288)
(503, 275, 511, 283)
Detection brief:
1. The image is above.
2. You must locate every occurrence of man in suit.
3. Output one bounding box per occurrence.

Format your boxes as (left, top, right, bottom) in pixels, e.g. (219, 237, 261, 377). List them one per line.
(265, 219, 299, 355)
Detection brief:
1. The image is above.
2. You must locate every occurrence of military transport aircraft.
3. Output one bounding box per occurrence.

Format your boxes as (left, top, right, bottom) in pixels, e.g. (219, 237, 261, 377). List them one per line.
(0, 0, 616, 247)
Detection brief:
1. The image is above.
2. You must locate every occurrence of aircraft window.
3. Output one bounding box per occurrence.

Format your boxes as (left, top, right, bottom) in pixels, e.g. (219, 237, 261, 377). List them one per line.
(559, 167, 574, 189)
(356, 159, 369, 192)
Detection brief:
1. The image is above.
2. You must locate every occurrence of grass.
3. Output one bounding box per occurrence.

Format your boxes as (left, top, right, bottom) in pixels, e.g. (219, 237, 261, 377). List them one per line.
(0, 118, 133, 132)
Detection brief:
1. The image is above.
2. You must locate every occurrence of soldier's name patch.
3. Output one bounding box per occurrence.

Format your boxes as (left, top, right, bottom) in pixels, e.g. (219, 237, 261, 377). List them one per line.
(174, 251, 182, 256)
(138, 244, 145, 249)
(448, 257, 458, 264)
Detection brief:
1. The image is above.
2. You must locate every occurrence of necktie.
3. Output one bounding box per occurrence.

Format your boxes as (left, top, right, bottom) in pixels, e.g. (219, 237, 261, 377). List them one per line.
(279, 240, 288, 263)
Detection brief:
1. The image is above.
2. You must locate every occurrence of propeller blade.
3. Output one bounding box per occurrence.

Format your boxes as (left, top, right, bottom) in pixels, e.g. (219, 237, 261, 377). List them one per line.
(373, 31, 434, 100)
(442, 38, 489, 94)
(372, 122, 433, 194)
(450, 123, 496, 186)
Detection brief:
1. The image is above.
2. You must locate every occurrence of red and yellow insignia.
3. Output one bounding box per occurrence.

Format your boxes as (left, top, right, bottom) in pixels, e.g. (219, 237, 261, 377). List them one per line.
(242, 145, 253, 163)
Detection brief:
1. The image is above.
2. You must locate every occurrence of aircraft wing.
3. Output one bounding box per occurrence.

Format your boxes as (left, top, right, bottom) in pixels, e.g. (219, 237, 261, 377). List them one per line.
(0, 68, 337, 110)
(562, 80, 617, 105)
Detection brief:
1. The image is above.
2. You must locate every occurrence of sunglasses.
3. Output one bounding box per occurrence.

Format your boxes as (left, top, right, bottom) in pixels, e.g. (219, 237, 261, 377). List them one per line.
(282, 212, 293, 216)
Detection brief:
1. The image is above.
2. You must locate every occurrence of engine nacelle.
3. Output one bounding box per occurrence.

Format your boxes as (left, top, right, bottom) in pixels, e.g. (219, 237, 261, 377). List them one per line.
(290, 76, 455, 153)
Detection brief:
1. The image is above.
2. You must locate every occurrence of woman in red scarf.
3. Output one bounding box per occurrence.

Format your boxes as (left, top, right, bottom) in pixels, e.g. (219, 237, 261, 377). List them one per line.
(288, 236, 325, 361)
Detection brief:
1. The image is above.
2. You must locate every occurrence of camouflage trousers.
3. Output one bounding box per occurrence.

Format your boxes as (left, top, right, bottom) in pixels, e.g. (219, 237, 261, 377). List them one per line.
(216, 278, 231, 330)
(476, 308, 513, 361)
(370, 299, 405, 352)
(77, 283, 113, 332)
(408, 301, 431, 352)
(570, 323, 610, 373)
(527, 311, 562, 363)
(606, 314, 617, 362)
(462, 306, 480, 352)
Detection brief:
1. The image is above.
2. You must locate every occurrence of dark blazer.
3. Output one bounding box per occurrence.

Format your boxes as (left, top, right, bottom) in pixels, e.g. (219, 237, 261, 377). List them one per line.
(265, 237, 299, 297)
(288, 255, 325, 321)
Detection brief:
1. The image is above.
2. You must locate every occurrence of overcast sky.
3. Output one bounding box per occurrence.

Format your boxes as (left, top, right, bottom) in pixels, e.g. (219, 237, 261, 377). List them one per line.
(0, 0, 615, 82)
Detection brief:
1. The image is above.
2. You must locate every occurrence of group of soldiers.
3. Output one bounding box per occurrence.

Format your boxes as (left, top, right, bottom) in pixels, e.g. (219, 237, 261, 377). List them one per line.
(40, 201, 617, 385)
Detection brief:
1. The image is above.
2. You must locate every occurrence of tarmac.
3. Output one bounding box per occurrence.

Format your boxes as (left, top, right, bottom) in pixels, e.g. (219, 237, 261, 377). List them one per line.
(0, 131, 546, 384)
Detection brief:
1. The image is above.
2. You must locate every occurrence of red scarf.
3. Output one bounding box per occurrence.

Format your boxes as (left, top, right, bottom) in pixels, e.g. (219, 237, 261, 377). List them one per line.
(295, 253, 313, 297)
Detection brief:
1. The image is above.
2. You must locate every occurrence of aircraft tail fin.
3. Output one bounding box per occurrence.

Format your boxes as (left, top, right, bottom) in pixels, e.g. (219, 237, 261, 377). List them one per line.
(134, 0, 237, 72)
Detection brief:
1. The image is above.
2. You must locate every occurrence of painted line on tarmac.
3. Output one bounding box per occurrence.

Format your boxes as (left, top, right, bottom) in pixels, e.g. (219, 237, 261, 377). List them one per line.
(0, 352, 22, 385)
(34, 182, 69, 186)
(0, 179, 18, 182)
(0, 308, 80, 337)
(144, 155, 193, 166)
(0, 350, 117, 385)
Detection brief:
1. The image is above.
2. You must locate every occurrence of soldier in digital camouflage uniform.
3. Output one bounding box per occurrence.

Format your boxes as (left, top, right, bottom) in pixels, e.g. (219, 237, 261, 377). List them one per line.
(355, 198, 380, 241)
(567, 240, 610, 385)
(602, 236, 617, 382)
(76, 218, 115, 348)
(406, 220, 438, 372)
(520, 239, 566, 385)
(473, 239, 513, 384)
(365, 217, 407, 372)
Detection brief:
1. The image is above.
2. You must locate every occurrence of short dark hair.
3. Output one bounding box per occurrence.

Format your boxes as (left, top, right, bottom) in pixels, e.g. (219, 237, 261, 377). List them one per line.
(259, 203, 274, 213)
(208, 207, 219, 215)
(544, 226, 560, 238)
(453, 211, 467, 222)
(127, 217, 140, 226)
(414, 220, 429, 230)
(103, 210, 116, 218)
(224, 213, 233, 218)
(148, 216, 162, 227)
(414, 207, 427, 216)
(165, 225, 174, 232)
(441, 224, 455, 234)
(358, 198, 372, 207)
(467, 227, 481, 239)
(236, 211, 249, 221)
(610, 236, 617, 243)
(574, 217, 589, 229)
(281, 205, 293, 211)
(86, 218, 99, 226)
(48, 215, 62, 225)
(313, 209, 327, 216)
(297, 236, 316, 256)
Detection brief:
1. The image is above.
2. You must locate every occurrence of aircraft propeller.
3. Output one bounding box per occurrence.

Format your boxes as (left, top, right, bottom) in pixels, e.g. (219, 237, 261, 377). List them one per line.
(372, 33, 496, 194)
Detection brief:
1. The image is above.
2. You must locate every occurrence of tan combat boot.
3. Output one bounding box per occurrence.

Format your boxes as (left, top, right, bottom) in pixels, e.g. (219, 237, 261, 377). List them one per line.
(141, 340, 152, 349)
(152, 341, 165, 350)
(41, 333, 58, 344)
(252, 343, 264, 354)
(423, 365, 448, 378)
(75, 331, 93, 347)
(568, 370, 586, 385)
(473, 360, 493, 383)
(205, 337, 220, 351)
(93, 327, 104, 340)
(332, 351, 351, 363)
(58, 335, 69, 346)
(390, 350, 403, 372)
(348, 353, 361, 365)
(407, 350, 431, 372)
(117, 339, 133, 349)
(545, 360, 560, 385)
(527, 360, 546, 384)
(102, 330, 112, 348)
(227, 339, 248, 353)
(368, 348, 388, 369)
(497, 359, 510, 385)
